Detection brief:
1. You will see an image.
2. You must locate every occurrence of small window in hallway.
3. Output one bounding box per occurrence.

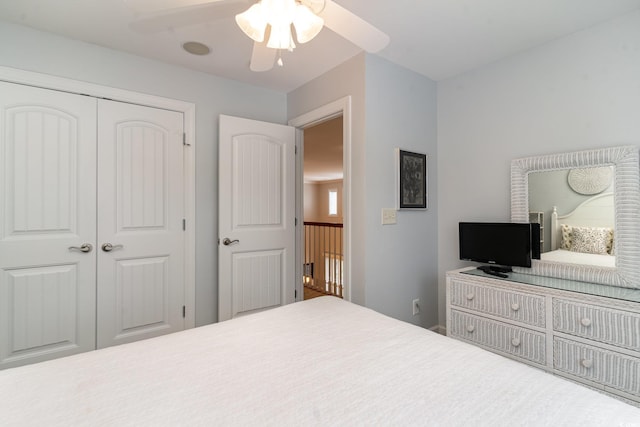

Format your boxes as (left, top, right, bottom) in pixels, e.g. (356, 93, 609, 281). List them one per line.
(328, 189, 337, 216)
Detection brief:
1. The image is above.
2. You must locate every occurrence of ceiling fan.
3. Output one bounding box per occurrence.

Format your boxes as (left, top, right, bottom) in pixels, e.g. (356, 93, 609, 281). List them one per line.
(124, 0, 390, 72)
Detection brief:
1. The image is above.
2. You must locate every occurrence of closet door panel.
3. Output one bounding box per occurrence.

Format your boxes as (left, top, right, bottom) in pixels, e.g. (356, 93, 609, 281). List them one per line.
(96, 100, 185, 348)
(0, 81, 97, 369)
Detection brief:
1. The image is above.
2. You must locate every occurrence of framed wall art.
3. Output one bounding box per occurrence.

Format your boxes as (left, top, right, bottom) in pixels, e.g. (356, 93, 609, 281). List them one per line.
(396, 149, 427, 209)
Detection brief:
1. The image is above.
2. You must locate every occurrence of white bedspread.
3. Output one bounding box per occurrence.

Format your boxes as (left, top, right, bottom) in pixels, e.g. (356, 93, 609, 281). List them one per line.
(2, 297, 639, 426)
(541, 249, 616, 268)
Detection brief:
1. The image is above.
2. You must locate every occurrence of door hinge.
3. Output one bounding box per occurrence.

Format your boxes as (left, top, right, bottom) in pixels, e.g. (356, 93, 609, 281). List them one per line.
(295, 289, 297, 299)
(182, 305, 186, 318)
(183, 133, 190, 146)
(295, 146, 297, 154)
(182, 219, 186, 230)
(295, 217, 298, 226)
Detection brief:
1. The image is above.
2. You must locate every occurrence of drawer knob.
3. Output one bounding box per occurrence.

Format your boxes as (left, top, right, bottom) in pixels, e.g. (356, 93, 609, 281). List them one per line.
(511, 338, 521, 347)
(466, 293, 475, 301)
(511, 303, 520, 312)
(466, 324, 475, 333)
(580, 318, 592, 327)
(581, 359, 593, 369)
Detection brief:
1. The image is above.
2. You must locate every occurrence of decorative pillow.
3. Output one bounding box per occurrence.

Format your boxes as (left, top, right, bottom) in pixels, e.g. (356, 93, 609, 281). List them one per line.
(569, 226, 613, 255)
(560, 224, 572, 250)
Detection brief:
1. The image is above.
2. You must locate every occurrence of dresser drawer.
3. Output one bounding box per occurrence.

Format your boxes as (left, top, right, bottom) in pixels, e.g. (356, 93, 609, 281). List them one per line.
(554, 337, 640, 396)
(449, 310, 546, 365)
(449, 279, 545, 327)
(553, 299, 640, 352)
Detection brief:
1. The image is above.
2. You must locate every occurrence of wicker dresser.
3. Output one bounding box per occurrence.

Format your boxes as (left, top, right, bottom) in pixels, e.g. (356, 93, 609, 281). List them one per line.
(446, 267, 640, 406)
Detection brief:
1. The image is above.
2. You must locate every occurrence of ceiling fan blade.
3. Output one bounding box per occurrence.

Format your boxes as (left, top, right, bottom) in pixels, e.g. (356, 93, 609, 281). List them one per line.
(123, 0, 237, 14)
(129, 1, 247, 34)
(319, 0, 389, 53)
(250, 42, 276, 72)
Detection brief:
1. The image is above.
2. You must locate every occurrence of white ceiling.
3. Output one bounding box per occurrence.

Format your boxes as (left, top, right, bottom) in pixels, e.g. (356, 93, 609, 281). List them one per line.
(1, 0, 639, 92)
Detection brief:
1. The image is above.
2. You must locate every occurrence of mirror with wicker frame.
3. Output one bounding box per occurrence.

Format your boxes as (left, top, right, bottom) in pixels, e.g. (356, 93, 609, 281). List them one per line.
(510, 146, 640, 289)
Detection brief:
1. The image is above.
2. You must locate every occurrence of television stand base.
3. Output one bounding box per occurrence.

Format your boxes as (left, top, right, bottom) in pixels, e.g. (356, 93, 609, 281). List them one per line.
(478, 265, 512, 278)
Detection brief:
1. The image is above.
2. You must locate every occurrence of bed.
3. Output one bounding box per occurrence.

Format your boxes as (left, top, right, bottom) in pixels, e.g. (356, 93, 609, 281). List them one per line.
(2, 296, 639, 426)
(541, 192, 616, 268)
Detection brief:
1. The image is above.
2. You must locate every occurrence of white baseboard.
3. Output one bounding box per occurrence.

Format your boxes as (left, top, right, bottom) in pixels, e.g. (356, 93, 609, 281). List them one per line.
(429, 325, 446, 335)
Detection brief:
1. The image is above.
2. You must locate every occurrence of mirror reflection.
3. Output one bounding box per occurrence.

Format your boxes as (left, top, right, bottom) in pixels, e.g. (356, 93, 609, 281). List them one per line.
(512, 146, 640, 288)
(528, 166, 615, 267)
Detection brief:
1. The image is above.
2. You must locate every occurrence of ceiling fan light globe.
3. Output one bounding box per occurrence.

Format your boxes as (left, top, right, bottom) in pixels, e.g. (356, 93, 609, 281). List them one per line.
(267, 23, 296, 50)
(293, 4, 324, 44)
(236, 3, 268, 43)
(262, 0, 297, 23)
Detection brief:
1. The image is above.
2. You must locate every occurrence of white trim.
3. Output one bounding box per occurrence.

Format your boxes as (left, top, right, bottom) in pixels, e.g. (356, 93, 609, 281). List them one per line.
(289, 96, 352, 302)
(429, 325, 446, 335)
(293, 128, 305, 302)
(0, 65, 197, 328)
(304, 178, 343, 185)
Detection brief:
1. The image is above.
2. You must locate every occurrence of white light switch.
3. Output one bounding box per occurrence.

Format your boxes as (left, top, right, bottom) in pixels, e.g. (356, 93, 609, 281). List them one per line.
(382, 208, 397, 225)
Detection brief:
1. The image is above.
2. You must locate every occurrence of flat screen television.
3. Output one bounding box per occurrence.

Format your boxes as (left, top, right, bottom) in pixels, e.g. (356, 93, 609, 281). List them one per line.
(459, 222, 540, 277)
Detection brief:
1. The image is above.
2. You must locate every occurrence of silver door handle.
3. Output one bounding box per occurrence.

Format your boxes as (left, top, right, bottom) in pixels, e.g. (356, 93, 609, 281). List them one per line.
(222, 238, 239, 246)
(69, 243, 93, 253)
(101, 243, 123, 252)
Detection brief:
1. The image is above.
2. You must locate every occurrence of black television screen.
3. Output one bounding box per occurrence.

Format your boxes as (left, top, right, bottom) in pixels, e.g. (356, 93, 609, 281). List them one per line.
(459, 222, 539, 271)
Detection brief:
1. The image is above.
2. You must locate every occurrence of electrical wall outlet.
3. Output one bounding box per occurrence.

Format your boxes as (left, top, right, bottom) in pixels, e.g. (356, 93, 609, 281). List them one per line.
(412, 298, 420, 316)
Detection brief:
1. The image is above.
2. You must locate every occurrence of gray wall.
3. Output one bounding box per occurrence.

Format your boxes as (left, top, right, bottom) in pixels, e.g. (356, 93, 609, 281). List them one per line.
(363, 55, 438, 327)
(0, 21, 288, 326)
(287, 54, 368, 305)
(4, 7, 639, 331)
(437, 10, 640, 326)
(288, 54, 439, 328)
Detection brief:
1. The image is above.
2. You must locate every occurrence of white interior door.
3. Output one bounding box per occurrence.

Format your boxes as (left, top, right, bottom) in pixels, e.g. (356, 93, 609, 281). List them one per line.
(0, 81, 97, 368)
(218, 115, 296, 321)
(96, 100, 185, 348)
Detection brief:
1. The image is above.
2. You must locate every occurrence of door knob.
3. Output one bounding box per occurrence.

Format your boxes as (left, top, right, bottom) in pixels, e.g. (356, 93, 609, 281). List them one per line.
(101, 243, 123, 252)
(68, 243, 93, 253)
(222, 238, 239, 246)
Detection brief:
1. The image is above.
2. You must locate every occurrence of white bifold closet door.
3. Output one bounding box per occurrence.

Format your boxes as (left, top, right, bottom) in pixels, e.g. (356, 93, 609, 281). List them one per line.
(0, 82, 98, 368)
(96, 100, 185, 349)
(0, 81, 185, 369)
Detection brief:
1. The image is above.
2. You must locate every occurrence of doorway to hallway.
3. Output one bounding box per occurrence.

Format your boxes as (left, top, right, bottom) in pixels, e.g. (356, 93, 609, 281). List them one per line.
(301, 116, 344, 300)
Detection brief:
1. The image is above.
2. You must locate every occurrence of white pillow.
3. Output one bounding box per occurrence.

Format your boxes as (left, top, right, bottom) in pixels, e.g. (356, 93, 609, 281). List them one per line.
(569, 226, 612, 255)
(560, 224, 572, 250)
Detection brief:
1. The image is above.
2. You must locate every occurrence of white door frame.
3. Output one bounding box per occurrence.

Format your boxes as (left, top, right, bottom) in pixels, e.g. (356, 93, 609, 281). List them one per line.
(289, 96, 352, 302)
(0, 65, 197, 328)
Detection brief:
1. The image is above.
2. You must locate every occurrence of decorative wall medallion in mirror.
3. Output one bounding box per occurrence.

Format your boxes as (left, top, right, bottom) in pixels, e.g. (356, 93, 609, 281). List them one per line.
(511, 146, 640, 289)
(567, 166, 613, 195)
